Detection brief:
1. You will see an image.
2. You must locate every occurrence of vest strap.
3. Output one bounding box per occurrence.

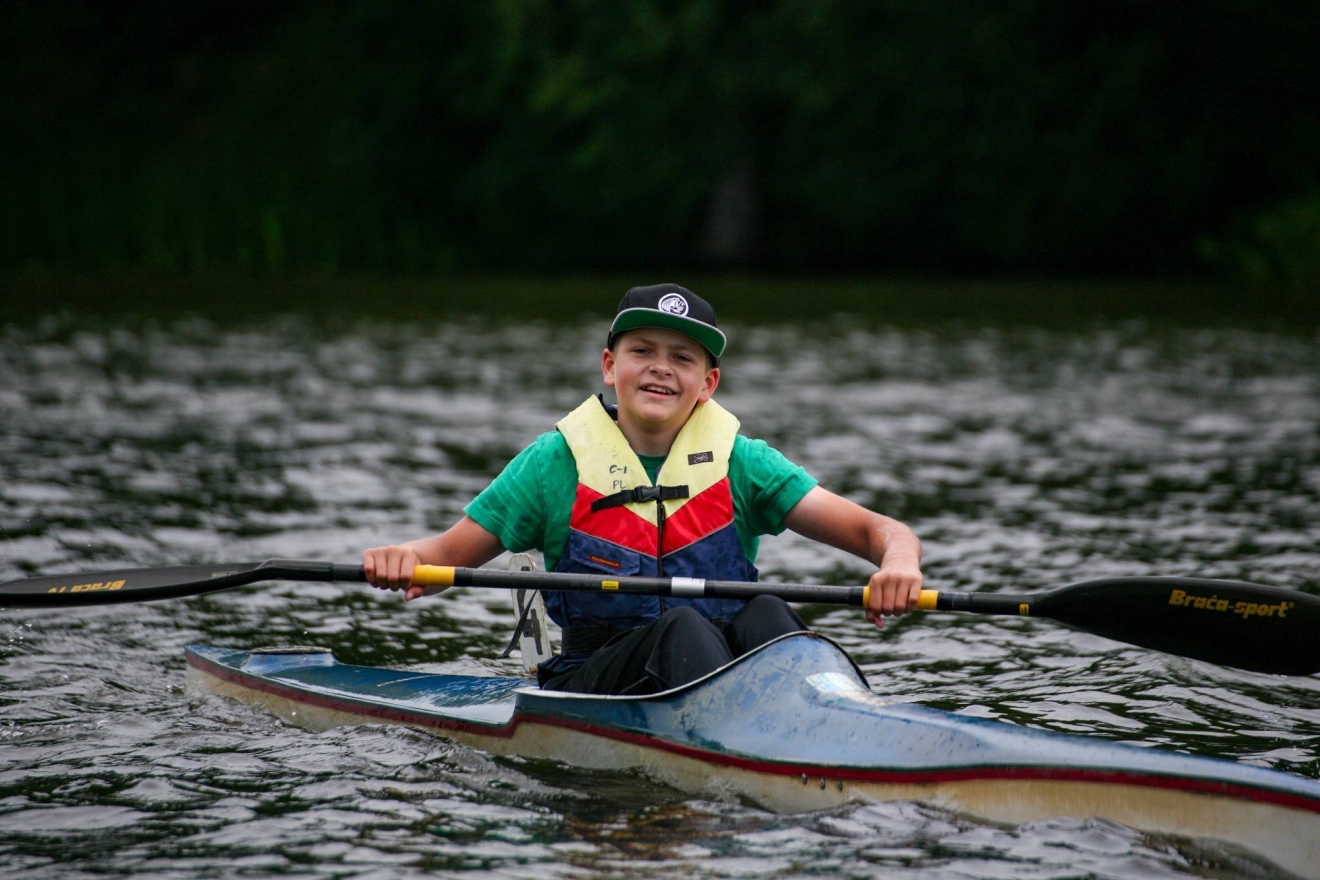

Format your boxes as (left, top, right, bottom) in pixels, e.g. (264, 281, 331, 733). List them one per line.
(590, 484, 690, 512)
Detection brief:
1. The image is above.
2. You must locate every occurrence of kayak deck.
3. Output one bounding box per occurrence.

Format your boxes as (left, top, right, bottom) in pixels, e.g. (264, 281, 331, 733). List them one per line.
(186, 634, 1320, 879)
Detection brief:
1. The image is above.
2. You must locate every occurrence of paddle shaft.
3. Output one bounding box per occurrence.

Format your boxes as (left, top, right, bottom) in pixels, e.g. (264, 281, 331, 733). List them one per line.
(918, 590, 1029, 614)
(0, 559, 865, 608)
(5, 560, 1318, 674)
(416, 564, 868, 606)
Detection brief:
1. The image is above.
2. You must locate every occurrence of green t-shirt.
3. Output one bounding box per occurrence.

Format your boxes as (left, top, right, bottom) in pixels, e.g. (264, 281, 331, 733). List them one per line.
(465, 431, 818, 571)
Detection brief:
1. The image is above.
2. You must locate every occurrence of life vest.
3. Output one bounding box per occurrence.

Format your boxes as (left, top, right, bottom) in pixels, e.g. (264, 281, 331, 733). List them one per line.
(547, 394, 757, 641)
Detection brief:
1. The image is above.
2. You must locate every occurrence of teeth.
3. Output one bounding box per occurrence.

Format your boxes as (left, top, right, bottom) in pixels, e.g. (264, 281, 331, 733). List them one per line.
(641, 386, 675, 395)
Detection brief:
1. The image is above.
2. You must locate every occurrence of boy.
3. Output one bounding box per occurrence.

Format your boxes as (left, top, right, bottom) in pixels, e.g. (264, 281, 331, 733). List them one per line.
(364, 284, 923, 694)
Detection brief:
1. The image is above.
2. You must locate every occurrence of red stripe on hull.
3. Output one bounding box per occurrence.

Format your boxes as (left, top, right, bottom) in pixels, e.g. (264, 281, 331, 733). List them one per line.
(186, 652, 1320, 816)
(515, 714, 1320, 814)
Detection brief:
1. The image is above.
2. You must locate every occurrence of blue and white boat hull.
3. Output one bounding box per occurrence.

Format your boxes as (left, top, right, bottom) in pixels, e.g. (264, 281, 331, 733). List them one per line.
(186, 633, 1320, 878)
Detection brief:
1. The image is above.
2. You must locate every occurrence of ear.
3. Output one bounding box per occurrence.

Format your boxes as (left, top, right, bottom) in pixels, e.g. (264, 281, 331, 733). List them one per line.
(602, 348, 617, 387)
(698, 366, 720, 403)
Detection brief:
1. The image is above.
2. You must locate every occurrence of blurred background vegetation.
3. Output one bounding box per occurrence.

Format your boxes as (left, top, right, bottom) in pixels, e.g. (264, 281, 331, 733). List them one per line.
(3, 1, 1319, 288)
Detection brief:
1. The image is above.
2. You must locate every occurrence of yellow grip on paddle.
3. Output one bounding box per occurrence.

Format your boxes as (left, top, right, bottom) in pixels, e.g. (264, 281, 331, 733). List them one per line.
(411, 565, 456, 587)
(863, 588, 940, 611)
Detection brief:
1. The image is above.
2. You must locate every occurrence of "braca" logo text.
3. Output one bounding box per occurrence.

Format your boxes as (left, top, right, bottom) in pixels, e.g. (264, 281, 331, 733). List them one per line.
(46, 579, 127, 595)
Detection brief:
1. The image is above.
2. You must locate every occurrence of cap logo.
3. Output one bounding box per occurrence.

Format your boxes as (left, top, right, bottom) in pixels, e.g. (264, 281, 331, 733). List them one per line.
(657, 293, 689, 316)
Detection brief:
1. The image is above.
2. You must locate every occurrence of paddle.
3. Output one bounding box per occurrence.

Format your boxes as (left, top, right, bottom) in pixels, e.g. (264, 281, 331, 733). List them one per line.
(2, 560, 1317, 675)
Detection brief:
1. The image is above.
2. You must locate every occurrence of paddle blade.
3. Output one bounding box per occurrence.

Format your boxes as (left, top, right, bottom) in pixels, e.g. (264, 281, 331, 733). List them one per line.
(0, 559, 368, 608)
(1032, 577, 1320, 675)
(0, 563, 268, 607)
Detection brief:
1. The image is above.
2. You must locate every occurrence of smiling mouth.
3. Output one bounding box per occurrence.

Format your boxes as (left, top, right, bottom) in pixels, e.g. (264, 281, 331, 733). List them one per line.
(640, 385, 677, 396)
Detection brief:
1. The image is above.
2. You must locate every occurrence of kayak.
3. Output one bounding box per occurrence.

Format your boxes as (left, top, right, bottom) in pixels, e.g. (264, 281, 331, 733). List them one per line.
(186, 633, 1320, 878)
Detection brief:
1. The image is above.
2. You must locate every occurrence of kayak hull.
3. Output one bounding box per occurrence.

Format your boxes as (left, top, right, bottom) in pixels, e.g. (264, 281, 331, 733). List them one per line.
(185, 634, 1320, 878)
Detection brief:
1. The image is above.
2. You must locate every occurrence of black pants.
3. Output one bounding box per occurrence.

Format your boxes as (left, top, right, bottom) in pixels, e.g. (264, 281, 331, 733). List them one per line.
(542, 594, 807, 695)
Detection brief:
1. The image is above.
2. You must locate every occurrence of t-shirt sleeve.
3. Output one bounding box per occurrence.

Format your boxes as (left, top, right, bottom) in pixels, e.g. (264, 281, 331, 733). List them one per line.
(732, 436, 818, 537)
(463, 433, 555, 553)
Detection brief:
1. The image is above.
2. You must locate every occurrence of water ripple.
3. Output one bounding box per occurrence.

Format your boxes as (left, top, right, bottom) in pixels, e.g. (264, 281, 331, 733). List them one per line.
(2, 314, 1319, 878)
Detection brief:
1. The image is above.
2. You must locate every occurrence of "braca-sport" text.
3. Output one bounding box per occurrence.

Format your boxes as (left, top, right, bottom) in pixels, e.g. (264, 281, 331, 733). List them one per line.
(1168, 588, 1294, 620)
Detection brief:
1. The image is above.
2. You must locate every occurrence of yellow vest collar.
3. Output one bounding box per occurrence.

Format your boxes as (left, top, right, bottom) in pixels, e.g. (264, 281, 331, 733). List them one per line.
(556, 396, 739, 525)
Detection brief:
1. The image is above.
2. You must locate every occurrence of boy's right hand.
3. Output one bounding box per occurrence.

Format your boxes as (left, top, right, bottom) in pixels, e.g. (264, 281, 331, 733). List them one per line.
(363, 545, 444, 602)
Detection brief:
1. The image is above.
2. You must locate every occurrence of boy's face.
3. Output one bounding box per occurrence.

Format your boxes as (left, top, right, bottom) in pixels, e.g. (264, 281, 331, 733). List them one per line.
(603, 328, 720, 434)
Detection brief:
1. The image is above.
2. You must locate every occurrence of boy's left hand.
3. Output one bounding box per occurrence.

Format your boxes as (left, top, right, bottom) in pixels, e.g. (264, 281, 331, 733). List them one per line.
(864, 564, 923, 628)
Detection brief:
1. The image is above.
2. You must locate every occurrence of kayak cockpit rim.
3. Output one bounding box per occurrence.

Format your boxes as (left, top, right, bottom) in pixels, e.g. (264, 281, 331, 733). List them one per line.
(517, 630, 871, 702)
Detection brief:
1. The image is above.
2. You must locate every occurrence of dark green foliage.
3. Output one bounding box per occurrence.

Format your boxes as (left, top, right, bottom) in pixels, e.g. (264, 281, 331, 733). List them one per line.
(4, 1, 1319, 279)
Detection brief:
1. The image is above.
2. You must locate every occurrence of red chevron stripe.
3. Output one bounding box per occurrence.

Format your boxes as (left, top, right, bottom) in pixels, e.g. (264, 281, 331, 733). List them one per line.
(569, 485, 655, 555)
(570, 480, 736, 557)
(662, 477, 735, 553)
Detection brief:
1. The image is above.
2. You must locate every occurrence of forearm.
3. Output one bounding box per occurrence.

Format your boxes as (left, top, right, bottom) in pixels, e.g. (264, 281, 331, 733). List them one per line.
(785, 487, 921, 570)
(400, 518, 504, 567)
(399, 535, 480, 568)
(864, 515, 922, 572)
(783, 486, 922, 626)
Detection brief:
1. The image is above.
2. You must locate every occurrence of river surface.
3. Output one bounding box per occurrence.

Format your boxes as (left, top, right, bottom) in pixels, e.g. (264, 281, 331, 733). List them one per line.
(2, 305, 1319, 879)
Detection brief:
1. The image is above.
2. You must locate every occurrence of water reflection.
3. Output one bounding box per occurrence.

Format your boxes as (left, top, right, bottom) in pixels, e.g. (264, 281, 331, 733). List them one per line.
(1, 313, 1318, 878)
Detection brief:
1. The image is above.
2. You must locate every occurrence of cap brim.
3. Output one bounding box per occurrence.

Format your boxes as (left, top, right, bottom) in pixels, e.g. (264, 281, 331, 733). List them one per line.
(610, 308, 726, 359)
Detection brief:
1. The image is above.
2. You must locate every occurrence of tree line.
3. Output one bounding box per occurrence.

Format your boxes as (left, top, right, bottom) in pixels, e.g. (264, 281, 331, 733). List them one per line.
(4, 1, 1318, 282)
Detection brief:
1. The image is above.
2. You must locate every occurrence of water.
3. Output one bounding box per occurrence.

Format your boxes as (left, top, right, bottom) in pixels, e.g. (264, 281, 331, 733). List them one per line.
(2, 307, 1319, 879)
